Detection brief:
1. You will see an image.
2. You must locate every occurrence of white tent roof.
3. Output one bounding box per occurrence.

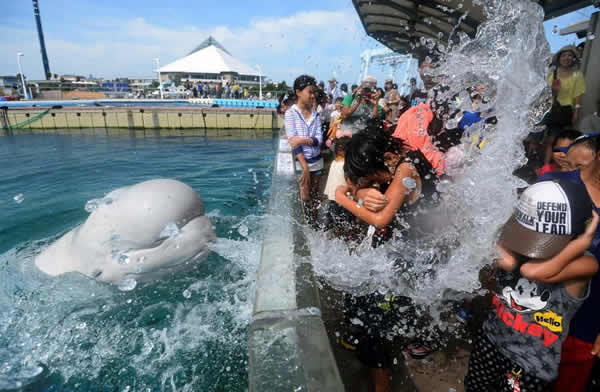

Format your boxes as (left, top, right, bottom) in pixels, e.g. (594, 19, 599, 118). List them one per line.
(158, 42, 258, 76)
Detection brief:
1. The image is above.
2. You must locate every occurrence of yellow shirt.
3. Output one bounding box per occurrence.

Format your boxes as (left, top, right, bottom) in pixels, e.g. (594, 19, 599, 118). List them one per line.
(547, 70, 585, 107)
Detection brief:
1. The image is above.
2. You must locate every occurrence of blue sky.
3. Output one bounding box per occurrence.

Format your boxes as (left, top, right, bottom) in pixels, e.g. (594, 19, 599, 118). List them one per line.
(0, 1, 596, 86)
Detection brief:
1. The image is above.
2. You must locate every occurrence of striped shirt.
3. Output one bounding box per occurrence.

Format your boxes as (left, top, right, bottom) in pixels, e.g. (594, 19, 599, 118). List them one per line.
(284, 104, 323, 171)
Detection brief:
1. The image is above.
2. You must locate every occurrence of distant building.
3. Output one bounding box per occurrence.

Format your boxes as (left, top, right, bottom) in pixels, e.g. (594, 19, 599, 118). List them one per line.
(129, 78, 155, 92)
(0, 75, 20, 96)
(157, 36, 263, 88)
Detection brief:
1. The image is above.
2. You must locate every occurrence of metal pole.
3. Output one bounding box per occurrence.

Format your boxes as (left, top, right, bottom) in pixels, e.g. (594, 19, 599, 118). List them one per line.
(17, 53, 27, 100)
(256, 64, 262, 100)
(32, 0, 51, 80)
(154, 58, 164, 100)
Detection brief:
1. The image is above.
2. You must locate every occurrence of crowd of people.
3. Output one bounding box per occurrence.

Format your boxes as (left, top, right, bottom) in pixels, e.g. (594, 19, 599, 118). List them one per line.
(281, 40, 600, 392)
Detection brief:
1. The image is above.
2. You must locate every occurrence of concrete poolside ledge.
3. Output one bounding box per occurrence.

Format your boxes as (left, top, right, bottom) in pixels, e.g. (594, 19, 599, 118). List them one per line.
(248, 138, 344, 392)
(0, 106, 283, 131)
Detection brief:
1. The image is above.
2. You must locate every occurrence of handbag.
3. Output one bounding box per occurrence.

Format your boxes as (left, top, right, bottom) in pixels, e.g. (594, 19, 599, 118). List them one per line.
(546, 68, 573, 128)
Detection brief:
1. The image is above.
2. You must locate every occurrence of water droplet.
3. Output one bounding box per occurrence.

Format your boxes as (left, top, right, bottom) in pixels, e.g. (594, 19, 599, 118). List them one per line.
(138, 256, 146, 263)
(118, 278, 137, 291)
(402, 177, 417, 189)
(393, 357, 398, 365)
(85, 198, 101, 212)
(118, 254, 130, 265)
(13, 193, 24, 204)
(436, 180, 451, 193)
(552, 25, 558, 34)
(238, 224, 249, 238)
(159, 222, 180, 239)
(588, 33, 596, 40)
(226, 366, 231, 372)
(182, 289, 191, 299)
(76, 322, 87, 329)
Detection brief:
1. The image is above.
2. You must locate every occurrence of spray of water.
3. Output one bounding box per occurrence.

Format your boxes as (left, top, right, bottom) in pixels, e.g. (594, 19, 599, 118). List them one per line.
(308, 0, 551, 333)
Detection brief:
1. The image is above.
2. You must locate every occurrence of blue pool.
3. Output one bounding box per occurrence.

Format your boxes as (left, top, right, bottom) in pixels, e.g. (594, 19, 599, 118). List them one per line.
(0, 131, 277, 391)
(0, 99, 280, 109)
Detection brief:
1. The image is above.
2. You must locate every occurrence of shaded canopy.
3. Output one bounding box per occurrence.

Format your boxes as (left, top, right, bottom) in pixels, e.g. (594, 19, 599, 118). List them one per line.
(353, 0, 594, 56)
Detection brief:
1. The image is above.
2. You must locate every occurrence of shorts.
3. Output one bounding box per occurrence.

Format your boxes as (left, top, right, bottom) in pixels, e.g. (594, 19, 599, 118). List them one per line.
(552, 335, 595, 392)
(343, 293, 414, 369)
(465, 331, 550, 392)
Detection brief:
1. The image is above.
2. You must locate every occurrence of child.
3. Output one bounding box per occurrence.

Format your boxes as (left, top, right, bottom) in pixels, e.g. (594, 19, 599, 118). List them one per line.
(323, 137, 351, 229)
(465, 179, 598, 392)
(537, 129, 582, 177)
(285, 74, 323, 225)
(325, 97, 347, 146)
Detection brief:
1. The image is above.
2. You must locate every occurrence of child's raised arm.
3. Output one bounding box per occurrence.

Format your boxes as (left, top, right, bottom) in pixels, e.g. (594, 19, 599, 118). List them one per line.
(496, 244, 520, 272)
(520, 211, 599, 282)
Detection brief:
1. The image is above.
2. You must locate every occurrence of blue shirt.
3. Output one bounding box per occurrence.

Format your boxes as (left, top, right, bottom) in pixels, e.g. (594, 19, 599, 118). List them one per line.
(458, 111, 482, 132)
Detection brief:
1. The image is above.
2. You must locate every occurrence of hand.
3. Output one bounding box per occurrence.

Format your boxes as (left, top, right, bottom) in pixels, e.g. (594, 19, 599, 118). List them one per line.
(582, 210, 599, 239)
(357, 188, 388, 212)
(299, 169, 310, 188)
(288, 137, 302, 148)
(592, 333, 600, 358)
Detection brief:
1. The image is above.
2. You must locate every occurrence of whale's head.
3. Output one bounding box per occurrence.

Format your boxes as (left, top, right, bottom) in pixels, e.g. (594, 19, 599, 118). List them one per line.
(35, 179, 216, 284)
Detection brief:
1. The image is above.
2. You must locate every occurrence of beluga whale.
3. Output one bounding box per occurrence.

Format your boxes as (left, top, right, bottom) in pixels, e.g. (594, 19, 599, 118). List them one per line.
(35, 179, 216, 285)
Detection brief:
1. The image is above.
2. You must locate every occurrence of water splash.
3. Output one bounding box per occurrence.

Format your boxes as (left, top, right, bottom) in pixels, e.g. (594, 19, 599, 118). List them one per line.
(118, 278, 137, 291)
(159, 222, 180, 239)
(13, 193, 24, 204)
(309, 0, 551, 330)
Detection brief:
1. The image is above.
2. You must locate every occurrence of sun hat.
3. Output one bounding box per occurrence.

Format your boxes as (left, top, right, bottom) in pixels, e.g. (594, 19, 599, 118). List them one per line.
(499, 179, 593, 259)
(385, 78, 393, 84)
(361, 75, 377, 88)
(552, 45, 580, 66)
(328, 77, 337, 83)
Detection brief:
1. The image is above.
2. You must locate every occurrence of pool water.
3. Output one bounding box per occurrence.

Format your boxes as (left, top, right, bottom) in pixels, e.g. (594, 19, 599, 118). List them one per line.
(0, 131, 277, 391)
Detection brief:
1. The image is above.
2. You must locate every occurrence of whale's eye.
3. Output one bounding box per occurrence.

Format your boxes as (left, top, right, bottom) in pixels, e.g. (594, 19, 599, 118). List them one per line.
(92, 269, 103, 278)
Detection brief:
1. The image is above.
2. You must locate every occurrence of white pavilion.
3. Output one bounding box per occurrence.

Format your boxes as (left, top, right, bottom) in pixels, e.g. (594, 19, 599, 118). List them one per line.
(157, 37, 261, 88)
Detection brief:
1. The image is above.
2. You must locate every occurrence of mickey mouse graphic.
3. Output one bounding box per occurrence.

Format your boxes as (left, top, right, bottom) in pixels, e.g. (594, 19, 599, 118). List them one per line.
(501, 278, 551, 313)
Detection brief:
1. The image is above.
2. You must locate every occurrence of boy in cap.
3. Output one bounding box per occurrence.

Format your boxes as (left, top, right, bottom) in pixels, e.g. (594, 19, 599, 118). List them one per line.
(327, 77, 343, 102)
(465, 179, 599, 392)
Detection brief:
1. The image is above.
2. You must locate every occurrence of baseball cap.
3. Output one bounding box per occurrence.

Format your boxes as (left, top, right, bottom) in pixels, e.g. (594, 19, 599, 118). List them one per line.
(328, 77, 337, 83)
(499, 179, 593, 259)
(385, 78, 393, 84)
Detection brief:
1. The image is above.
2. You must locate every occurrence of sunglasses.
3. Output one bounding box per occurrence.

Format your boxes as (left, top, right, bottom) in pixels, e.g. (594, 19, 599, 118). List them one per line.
(552, 146, 569, 154)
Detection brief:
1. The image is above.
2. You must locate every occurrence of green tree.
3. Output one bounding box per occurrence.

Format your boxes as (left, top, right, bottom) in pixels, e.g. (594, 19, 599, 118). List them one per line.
(150, 80, 159, 88)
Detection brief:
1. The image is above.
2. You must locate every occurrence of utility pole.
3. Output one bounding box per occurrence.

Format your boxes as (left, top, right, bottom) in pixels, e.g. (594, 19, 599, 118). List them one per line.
(256, 64, 263, 100)
(17, 53, 28, 100)
(154, 58, 164, 100)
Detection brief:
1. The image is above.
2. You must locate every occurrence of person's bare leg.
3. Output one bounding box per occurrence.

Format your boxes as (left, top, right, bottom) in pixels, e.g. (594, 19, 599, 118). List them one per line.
(371, 368, 392, 392)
